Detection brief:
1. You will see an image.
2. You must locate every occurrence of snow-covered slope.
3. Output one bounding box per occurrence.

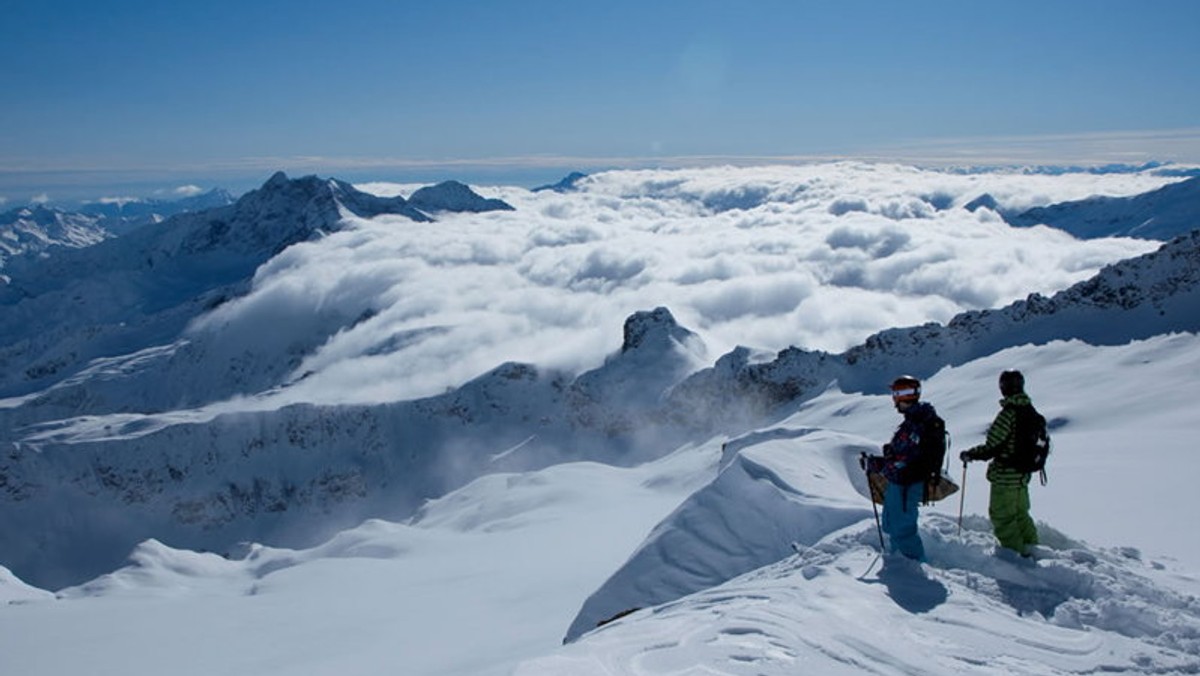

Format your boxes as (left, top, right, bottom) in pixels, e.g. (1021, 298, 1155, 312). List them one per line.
(3, 331, 1199, 675)
(538, 329, 1200, 672)
(0, 308, 708, 589)
(530, 518, 1200, 675)
(0, 442, 713, 676)
(564, 428, 876, 642)
(1010, 175, 1200, 239)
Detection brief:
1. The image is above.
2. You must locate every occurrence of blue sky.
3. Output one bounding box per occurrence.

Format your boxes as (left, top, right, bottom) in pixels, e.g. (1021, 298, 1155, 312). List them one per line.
(3, 0, 1200, 203)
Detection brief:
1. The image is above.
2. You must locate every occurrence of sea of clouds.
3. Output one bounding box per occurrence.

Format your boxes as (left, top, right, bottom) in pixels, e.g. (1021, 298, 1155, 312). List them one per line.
(190, 163, 1174, 406)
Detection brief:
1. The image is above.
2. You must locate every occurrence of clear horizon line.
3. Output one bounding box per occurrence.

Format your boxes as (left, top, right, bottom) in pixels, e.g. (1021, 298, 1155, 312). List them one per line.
(3, 127, 1200, 178)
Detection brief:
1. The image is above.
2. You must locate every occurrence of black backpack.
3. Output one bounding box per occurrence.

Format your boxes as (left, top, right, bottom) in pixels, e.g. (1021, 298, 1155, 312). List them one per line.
(919, 414, 957, 504)
(920, 414, 948, 481)
(1009, 404, 1051, 482)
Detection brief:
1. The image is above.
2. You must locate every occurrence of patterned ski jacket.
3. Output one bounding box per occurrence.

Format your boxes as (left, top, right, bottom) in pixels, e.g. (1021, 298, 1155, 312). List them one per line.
(880, 401, 943, 486)
(966, 393, 1033, 486)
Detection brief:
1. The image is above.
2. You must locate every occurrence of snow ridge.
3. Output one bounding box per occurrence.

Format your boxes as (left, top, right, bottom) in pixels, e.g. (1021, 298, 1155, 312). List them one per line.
(548, 430, 1200, 673)
(534, 514, 1200, 674)
(1009, 175, 1200, 240)
(564, 427, 874, 642)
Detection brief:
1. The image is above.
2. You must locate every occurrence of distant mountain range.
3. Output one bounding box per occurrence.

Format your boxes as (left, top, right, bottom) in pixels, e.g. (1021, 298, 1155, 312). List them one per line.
(0, 176, 521, 270)
(0, 206, 110, 269)
(949, 161, 1200, 177)
(78, 188, 238, 235)
(0, 189, 237, 269)
(0, 173, 512, 414)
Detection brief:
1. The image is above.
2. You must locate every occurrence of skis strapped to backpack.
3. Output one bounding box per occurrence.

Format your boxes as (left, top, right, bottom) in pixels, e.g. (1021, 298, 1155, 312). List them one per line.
(920, 414, 957, 504)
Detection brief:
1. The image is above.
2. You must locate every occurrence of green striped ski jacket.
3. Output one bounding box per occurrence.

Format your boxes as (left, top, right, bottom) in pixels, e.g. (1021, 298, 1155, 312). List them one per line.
(967, 393, 1033, 487)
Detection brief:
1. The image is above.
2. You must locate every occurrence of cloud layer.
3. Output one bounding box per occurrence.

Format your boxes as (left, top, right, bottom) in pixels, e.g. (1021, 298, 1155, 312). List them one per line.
(194, 163, 1171, 405)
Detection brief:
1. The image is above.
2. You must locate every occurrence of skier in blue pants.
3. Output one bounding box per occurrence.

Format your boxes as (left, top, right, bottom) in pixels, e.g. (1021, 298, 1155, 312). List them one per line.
(865, 375, 946, 562)
(881, 478, 926, 560)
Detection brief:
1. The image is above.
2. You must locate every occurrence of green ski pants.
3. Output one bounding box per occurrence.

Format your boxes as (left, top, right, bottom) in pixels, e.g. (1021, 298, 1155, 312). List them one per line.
(988, 481, 1038, 555)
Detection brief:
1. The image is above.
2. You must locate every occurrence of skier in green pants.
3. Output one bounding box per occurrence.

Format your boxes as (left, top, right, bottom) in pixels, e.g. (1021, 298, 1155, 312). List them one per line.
(960, 370, 1039, 557)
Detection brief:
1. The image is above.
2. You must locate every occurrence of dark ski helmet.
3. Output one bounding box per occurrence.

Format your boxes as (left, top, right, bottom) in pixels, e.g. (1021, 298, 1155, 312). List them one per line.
(999, 370, 1025, 397)
(890, 375, 921, 403)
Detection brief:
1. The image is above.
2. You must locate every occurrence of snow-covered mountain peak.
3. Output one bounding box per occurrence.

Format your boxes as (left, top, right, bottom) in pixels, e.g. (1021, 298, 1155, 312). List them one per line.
(560, 308, 708, 444)
(217, 172, 428, 250)
(407, 180, 515, 214)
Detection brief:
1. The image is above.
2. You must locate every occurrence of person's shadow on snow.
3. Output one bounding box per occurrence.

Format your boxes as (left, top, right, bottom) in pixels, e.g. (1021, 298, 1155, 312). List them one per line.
(868, 557, 948, 614)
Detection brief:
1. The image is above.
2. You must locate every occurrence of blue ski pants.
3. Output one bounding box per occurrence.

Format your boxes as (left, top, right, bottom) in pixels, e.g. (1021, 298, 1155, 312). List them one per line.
(882, 481, 925, 561)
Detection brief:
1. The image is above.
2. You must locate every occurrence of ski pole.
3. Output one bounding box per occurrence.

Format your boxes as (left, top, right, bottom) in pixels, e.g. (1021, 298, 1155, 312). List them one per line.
(957, 460, 968, 536)
(862, 453, 885, 551)
(870, 486, 885, 551)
